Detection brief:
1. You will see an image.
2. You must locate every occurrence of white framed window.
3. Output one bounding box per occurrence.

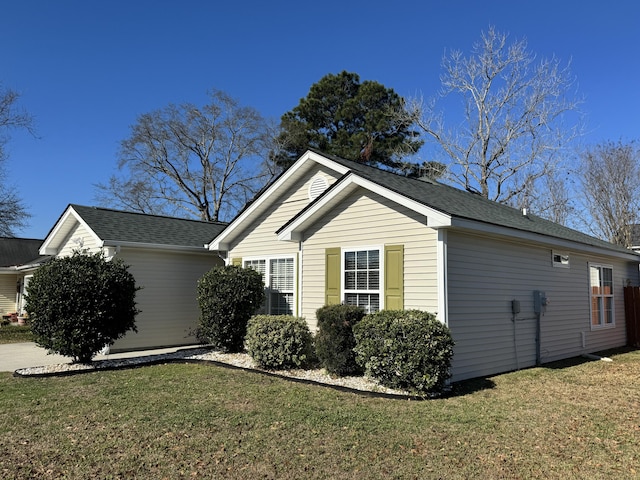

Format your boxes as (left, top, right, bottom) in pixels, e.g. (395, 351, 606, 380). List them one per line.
(244, 256, 295, 315)
(552, 251, 570, 268)
(342, 247, 382, 313)
(589, 263, 614, 329)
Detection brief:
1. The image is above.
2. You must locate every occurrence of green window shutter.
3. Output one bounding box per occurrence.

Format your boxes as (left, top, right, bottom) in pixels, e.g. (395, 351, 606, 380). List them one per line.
(325, 247, 341, 306)
(231, 257, 242, 267)
(384, 245, 404, 310)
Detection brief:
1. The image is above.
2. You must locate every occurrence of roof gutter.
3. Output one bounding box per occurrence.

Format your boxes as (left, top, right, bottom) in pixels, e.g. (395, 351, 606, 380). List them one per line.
(100, 240, 214, 254)
(448, 217, 640, 261)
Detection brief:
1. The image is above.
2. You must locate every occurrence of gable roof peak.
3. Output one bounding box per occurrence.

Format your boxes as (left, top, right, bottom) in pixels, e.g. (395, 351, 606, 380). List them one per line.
(304, 150, 637, 257)
(42, 204, 228, 254)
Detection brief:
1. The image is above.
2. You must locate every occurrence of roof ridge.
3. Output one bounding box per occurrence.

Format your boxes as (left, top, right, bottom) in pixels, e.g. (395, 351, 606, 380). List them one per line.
(306, 149, 634, 256)
(315, 149, 523, 211)
(70, 204, 228, 226)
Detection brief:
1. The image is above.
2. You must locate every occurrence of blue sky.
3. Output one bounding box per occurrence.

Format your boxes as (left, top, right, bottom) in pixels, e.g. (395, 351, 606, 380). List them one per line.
(1, 0, 639, 239)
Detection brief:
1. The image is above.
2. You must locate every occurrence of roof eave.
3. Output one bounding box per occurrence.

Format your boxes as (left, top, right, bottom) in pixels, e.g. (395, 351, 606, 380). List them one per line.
(449, 217, 640, 261)
(39, 205, 101, 256)
(208, 150, 350, 251)
(102, 240, 213, 254)
(277, 173, 452, 241)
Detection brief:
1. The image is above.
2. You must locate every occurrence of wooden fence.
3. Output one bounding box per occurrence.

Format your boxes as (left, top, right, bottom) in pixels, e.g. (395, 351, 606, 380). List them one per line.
(624, 286, 640, 347)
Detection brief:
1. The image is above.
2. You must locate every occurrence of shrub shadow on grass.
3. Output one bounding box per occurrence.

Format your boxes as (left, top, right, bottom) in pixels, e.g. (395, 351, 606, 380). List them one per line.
(25, 346, 636, 400)
(185, 359, 426, 401)
(540, 346, 638, 370)
(448, 377, 496, 397)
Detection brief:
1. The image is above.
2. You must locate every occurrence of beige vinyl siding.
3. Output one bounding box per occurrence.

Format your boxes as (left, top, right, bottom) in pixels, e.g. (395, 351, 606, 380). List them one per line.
(110, 248, 222, 352)
(0, 274, 16, 314)
(301, 188, 438, 330)
(57, 222, 101, 257)
(446, 230, 635, 381)
(228, 166, 341, 259)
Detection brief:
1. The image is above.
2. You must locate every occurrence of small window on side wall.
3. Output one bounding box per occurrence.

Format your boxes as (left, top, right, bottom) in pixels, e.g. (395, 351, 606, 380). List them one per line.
(589, 263, 614, 329)
(552, 251, 570, 268)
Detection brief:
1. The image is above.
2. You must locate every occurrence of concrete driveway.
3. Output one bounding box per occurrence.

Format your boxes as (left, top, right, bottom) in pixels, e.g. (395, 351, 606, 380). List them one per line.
(0, 343, 197, 373)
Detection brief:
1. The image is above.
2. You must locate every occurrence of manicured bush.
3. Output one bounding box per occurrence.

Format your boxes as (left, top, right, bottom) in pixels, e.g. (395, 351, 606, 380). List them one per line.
(353, 310, 454, 395)
(196, 265, 265, 352)
(245, 315, 315, 370)
(26, 251, 139, 363)
(315, 304, 366, 376)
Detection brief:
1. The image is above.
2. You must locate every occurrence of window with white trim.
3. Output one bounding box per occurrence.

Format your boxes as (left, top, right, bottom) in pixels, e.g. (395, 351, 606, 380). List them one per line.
(343, 248, 381, 313)
(244, 257, 295, 315)
(589, 263, 614, 328)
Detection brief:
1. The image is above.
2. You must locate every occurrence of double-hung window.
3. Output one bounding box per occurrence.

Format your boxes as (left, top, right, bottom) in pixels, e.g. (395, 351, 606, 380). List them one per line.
(343, 248, 381, 313)
(589, 263, 614, 328)
(269, 258, 295, 315)
(244, 257, 295, 315)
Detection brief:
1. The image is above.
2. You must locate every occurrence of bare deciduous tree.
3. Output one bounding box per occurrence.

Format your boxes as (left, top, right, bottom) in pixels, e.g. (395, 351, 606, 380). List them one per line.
(411, 26, 582, 215)
(0, 84, 33, 236)
(578, 140, 640, 247)
(508, 164, 574, 226)
(96, 90, 276, 222)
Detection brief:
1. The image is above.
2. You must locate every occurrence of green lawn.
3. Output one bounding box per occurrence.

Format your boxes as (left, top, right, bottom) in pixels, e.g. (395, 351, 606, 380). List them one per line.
(1, 349, 639, 479)
(0, 325, 32, 344)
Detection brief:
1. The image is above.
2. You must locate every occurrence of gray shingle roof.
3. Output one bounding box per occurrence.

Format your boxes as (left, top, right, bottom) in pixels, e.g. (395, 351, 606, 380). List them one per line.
(312, 150, 635, 256)
(0, 238, 45, 267)
(70, 205, 227, 248)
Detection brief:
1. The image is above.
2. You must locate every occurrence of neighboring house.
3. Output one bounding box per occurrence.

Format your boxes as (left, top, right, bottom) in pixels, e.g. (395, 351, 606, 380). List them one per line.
(630, 224, 640, 252)
(40, 205, 226, 352)
(0, 237, 49, 318)
(208, 149, 640, 382)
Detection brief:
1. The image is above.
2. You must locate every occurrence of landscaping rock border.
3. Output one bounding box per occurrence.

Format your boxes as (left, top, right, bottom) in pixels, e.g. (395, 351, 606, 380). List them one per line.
(13, 347, 416, 399)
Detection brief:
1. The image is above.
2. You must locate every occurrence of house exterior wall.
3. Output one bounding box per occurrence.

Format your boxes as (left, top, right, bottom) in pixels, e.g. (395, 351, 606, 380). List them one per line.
(0, 274, 16, 315)
(228, 165, 341, 258)
(58, 222, 101, 256)
(446, 230, 637, 381)
(110, 248, 222, 352)
(300, 188, 438, 330)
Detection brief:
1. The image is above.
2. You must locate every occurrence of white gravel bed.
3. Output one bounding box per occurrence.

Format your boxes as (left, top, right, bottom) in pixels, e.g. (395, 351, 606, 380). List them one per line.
(14, 348, 412, 397)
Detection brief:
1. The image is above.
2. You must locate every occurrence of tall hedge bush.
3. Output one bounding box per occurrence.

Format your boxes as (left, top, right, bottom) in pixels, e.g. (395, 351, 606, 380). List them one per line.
(315, 304, 365, 376)
(26, 251, 139, 363)
(353, 310, 454, 395)
(196, 265, 265, 352)
(245, 315, 315, 370)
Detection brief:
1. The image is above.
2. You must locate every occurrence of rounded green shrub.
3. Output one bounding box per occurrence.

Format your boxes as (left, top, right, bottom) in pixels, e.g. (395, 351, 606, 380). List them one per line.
(196, 265, 265, 352)
(26, 251, 139, 363)
(245, 315, 315, 370)
(315, 304, 366, 376)
(353, 310, 454, 395)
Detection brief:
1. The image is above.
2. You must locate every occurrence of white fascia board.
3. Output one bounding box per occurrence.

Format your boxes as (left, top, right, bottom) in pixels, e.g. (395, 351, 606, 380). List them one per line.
(39, 206, 101, 255)
(450, 217, 640, 261)
(278, 173, 452, 241)
(304, 150, 351, 174)
(102, 240, 212, 254)
(15, 263, 42, 272)
(208, 150, 350, 251)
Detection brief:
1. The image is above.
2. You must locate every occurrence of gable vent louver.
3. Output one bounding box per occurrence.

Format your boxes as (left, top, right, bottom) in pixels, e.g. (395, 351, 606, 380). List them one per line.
(308, 175, 329, 201)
